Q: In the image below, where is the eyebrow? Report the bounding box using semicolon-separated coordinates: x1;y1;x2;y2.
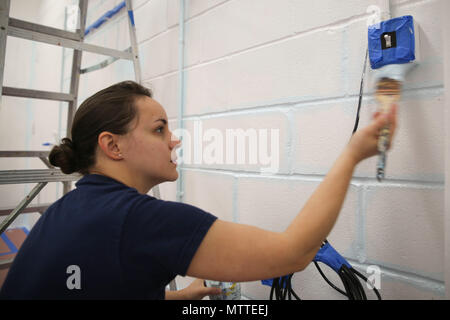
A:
154;118;167;125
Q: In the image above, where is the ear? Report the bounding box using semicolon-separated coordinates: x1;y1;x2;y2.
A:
98;131;123;160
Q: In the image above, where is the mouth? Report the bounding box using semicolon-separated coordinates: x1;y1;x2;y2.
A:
170;153;178;165
170;142;181;166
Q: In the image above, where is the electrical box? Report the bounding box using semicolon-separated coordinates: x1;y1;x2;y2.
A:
368;15;420;70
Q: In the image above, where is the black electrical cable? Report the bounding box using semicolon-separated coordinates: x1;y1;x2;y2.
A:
352;267;382;300
313;261;347;297
313;240;382;300
269;274;301;300
352;47;369;135
268;48;380;300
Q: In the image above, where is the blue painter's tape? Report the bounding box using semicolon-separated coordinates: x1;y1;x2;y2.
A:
128;10;135;27
0;232;18;256
84;1;126;36
0;227;29;257
313;242;352;273
368;15;416;69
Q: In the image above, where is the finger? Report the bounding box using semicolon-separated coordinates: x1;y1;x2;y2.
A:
203;287;222;295
369;112;390;133
388;104;398;137
372;111;381;119
390;105;398;148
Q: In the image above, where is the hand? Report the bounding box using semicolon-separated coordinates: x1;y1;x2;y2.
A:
183;279;222;300
165;278;222;300
346;103;398;164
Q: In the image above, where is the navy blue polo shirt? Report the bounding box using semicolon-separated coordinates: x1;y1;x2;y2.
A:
0;174;217;299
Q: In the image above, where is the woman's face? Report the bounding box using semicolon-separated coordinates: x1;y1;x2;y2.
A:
120;96;180;186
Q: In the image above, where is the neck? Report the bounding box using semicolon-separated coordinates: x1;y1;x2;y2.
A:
89;167;156;195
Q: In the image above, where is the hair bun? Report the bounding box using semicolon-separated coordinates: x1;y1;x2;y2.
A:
49;138;79;174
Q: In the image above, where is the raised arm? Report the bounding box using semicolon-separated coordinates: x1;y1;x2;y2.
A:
187;105;397;282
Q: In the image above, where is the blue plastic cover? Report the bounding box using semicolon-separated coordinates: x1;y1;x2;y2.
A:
260;243;351;286
313;242;352;273
261;275;290;288
368;15;415;69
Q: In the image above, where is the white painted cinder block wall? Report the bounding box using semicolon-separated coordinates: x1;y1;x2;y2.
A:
1;0;447;299
135;0;446;300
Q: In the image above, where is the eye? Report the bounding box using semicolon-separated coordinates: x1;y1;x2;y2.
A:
156;126;164;133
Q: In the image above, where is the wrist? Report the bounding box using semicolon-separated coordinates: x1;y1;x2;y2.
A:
342;146;360;167
165;289;187;300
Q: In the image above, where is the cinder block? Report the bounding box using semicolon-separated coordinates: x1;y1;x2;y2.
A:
166;0;180;28
236;176;359;258
365;185;444;281
4;38;63;93
140;28;179;80
132;0;149;10
291;100;356;176
134;0;168;43
182;169;234;222
354;92;445;182
191;0;294;64
291;0;376;34
182;112;289;174
227;29;344;109
144;72;180;119
290;91;444;183
184;16;204;67
185;0;229;20
184;59;231;116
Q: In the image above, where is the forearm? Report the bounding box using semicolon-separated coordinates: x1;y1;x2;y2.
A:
165;290;186;300
284;148;358;267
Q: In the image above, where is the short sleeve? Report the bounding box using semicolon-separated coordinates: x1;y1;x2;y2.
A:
120;196;217;278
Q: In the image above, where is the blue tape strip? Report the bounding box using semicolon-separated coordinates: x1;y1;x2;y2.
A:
0;232;18;256
0;227;29;257
128;10;135;27
313;242;352;273
84;1;126;36
20;227;29;235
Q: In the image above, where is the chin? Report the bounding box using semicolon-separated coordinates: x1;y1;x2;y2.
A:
170;171;179;181
165;170;179;182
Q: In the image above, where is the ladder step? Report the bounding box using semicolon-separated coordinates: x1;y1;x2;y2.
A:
80;47;132;74
0;151;50;157
0;203;51;216
7;24;134;60
0;169;80;185
2;86;75;102
0;258;14;270
9;18;81;42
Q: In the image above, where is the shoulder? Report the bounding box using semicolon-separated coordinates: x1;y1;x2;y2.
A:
129;195;217;223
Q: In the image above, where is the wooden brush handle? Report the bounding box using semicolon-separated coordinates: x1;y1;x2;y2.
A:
375;95;398;152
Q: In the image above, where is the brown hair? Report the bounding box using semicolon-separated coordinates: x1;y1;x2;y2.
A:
49;80;152;175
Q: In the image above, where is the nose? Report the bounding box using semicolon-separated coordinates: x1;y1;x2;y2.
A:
170;133;181;150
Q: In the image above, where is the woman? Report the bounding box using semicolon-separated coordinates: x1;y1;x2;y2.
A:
0;80;397;299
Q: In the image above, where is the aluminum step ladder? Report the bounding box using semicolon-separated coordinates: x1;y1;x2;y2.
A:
0;0;165;282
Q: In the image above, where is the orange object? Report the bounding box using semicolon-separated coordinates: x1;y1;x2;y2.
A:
0;228;29;288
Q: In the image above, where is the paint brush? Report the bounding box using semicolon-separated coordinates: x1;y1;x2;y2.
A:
374;77;401;181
